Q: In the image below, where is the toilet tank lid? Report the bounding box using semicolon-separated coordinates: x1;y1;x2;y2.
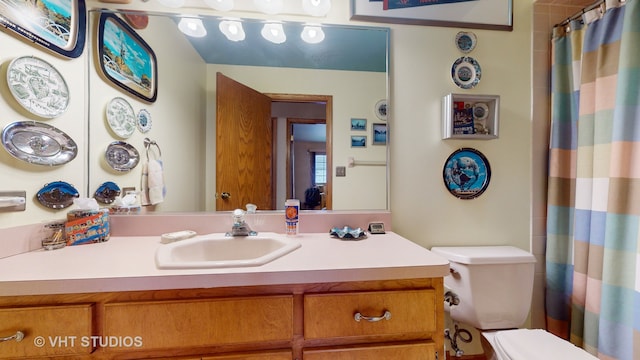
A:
430;246;536;265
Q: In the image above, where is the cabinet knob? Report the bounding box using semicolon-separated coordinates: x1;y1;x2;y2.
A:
0;330;24;343
354;310;391;322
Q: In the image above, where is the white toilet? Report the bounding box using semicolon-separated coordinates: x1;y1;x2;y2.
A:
430;246;598;360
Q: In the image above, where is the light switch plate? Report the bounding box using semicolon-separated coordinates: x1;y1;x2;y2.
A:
336;166;346;177
368;222;386;234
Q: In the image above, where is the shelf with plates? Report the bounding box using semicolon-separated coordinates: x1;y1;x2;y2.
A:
442;93;499;140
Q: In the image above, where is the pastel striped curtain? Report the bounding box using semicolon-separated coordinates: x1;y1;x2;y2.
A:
546;0;640;359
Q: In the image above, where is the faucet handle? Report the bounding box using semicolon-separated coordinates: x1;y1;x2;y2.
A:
233;208;245;223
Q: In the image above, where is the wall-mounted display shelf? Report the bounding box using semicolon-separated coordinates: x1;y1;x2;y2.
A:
442;93;500;140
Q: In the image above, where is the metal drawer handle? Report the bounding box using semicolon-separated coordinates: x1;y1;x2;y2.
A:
1;331;24;343
354;310;391;322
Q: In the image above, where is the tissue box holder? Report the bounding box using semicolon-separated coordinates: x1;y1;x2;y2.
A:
65;209;110;246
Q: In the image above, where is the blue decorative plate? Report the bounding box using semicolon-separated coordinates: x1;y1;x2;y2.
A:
443;148;491;199
36;181;79;209
455;31;477;53
94;181;121;204
451;56;481;89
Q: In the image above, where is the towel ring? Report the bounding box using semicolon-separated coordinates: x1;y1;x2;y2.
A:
143;137;162;160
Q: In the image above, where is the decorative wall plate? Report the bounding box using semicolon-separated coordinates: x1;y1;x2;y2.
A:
94;181;121;204
451;57;481;89
455;31;477;53
1;121;77;166
473;102;489;120
374;99;387;121
105;141;140;171
443;148;491;199
36;181;79;209
6;56;70;118
106;97;136;138
137;109;152;133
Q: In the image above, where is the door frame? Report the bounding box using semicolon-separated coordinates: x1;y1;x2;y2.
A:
268;93;332;210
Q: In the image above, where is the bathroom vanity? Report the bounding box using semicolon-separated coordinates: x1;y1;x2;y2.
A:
0;232;449;360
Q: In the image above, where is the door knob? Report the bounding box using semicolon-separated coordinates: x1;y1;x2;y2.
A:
220;192;231;200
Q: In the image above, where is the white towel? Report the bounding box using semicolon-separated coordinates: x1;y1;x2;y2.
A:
147;159;165;205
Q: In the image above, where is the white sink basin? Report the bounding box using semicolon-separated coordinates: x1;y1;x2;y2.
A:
155;232;301;269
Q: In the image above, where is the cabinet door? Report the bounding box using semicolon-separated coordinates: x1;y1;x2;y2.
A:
104;295;293;352
303;342;436;360
304;290;436;339
0;304;93;358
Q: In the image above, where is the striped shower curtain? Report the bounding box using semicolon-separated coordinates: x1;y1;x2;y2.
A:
546;0;640;359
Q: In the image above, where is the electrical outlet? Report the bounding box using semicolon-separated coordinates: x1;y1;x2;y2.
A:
336;166;346;177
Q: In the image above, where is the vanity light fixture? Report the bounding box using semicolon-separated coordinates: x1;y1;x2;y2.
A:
301;25;324;44
253;0;284;14
219;19;245;41
178;18;207;38
204;0;234;11
302;0;331;17
261;22;286;44
157;0;185;8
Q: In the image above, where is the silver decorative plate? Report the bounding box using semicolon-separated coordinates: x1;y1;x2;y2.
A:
1;121;77;166
451;56;481;89
105;141;140;171
6;56;70;118
106;97;136;138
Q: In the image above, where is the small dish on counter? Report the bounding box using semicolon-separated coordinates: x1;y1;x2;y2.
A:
330;226;368;240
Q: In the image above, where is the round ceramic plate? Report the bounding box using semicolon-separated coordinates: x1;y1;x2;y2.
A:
455;31;477;53
105;141;140;171
36;181;79;209
137;109;152;133
473;102;489;121
443;148;491;199
374;99;387;121
1;121;77;166
451;56;481;89
106;97;136;138
6;56;70;118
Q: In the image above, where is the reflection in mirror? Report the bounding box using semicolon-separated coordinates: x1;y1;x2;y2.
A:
88;9;389;213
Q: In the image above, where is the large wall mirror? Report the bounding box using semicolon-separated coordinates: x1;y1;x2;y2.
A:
88;9;389;213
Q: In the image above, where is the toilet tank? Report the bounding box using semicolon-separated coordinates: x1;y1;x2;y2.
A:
431;246;536;330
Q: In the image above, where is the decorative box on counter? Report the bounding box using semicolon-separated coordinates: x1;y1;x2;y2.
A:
65;209;110;246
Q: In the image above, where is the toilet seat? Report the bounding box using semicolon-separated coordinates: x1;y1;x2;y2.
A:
483;329;598;360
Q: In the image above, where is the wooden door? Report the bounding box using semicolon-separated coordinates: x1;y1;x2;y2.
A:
216;73;273;211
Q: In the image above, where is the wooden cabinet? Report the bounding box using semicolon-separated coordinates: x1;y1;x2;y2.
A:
0;278;443;359
0;304;93;358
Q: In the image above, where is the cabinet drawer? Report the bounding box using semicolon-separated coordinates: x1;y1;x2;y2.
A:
202;350;292;359
303;342;436;360
0;304;93;358
304;290;436;339
104;295;293;352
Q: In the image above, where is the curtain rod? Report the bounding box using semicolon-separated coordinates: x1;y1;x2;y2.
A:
555;0;606;27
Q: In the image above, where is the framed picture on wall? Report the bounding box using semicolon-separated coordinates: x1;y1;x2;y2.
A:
0;0;86;58
372;123;387;145
351;136;367;148
97;12;158;103
350;0;513;31
351;118;367;131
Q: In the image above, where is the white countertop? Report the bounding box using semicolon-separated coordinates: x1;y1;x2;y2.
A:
0;232;450;296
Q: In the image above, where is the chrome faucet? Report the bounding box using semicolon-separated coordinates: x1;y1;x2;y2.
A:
226;209;257;237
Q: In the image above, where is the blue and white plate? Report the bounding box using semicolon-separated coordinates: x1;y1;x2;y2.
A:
455;31;477;53
451;56;481;90
36;181;79;209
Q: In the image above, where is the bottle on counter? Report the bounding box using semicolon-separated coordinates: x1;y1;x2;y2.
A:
285;199;300;236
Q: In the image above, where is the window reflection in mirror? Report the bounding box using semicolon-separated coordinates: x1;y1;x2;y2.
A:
88;9;389;213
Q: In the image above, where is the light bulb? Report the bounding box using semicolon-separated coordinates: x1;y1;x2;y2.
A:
302;0;331;17
157;0;184;8
178;18;207;38
254;0;283;14
301;25;324;44
219;20;245;41
261;22;286;44
204;0;234;11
